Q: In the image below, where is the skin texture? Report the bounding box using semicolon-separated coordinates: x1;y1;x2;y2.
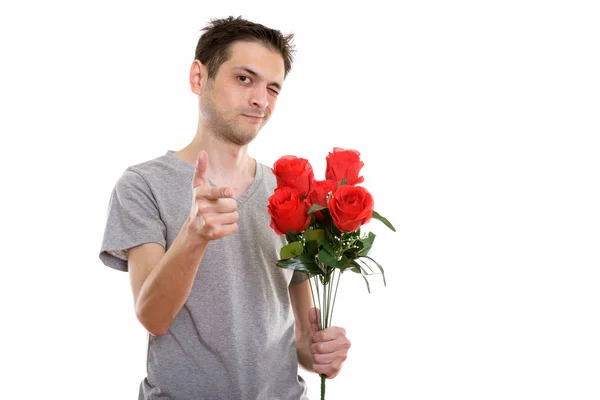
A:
127;39;350;378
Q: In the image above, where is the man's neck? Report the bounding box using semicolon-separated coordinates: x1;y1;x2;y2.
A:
174;133;256;187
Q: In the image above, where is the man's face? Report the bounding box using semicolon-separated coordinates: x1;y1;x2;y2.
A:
199;40;285;146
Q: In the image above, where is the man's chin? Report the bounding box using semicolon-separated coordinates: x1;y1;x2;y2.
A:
227;130;259;146
241;133;259;146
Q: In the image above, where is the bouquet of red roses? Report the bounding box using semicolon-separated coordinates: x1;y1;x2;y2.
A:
267;147;395;399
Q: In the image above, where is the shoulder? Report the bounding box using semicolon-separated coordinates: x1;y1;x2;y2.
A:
115;151;187;191
112;157;160;192
126;153;175;179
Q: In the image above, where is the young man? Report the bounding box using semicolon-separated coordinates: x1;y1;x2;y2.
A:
99;16;351;399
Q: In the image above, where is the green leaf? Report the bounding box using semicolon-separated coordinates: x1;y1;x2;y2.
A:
319;240;336;256
337;262;356;273
304;240;319;257
304;229;325;242
372;210;396;232
317;250;349;268
359;256;387;287
307;204;327;214
358;232;376;257
362;231;376;247
350;260;371;293
342;248;359;260
280;241;303;259
285;231;300;243
276;254;322;275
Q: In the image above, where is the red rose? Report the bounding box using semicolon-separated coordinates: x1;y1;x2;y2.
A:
328;185;374;232
325;147;364;186
307;179;338;221
273;155;315;197
267;186;311;235
308;179;338;207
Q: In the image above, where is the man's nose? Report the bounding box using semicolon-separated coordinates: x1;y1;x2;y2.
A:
250;86;269;109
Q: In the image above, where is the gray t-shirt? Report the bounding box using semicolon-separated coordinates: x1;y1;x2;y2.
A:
99;150;309;400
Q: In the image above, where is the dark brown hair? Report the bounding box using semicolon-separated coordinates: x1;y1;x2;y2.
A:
194;16;295;79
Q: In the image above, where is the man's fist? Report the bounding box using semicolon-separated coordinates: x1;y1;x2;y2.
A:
188;151;239;241
309;307;351;379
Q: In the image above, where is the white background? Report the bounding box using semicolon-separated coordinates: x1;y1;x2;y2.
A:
1;1;599;399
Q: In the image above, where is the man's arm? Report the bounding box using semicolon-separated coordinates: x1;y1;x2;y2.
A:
127;219;209;336
127;150;238;336
290;280;315;371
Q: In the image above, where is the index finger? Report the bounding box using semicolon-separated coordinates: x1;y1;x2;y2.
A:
192;151;208;188
199;185;233;200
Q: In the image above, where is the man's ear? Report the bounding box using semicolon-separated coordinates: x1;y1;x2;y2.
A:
189;60;207;96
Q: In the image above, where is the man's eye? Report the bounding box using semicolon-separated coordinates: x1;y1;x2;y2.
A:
269;88;280;96
238;76;251;83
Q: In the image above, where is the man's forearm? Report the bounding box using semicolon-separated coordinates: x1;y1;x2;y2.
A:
296;334;314;372
135;218;208;335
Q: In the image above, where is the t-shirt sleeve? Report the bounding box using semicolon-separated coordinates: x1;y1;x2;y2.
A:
99;169;167;272
289;270;309;285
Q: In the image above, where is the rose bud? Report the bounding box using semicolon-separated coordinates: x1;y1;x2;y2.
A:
325;147;365;186
273;155;315;197
329;185;374;232
307;179;337;221
267;186;311;235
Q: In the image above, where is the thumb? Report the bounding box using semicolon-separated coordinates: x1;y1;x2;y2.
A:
309;307;321;336
192;151;208;188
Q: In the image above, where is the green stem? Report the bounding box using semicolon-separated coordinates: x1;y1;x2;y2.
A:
328;268;341;327
308;276;321;330
315;275;323;330
321;271;325;330
327;269;335;326
322;267;329;329
314;263;332;400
